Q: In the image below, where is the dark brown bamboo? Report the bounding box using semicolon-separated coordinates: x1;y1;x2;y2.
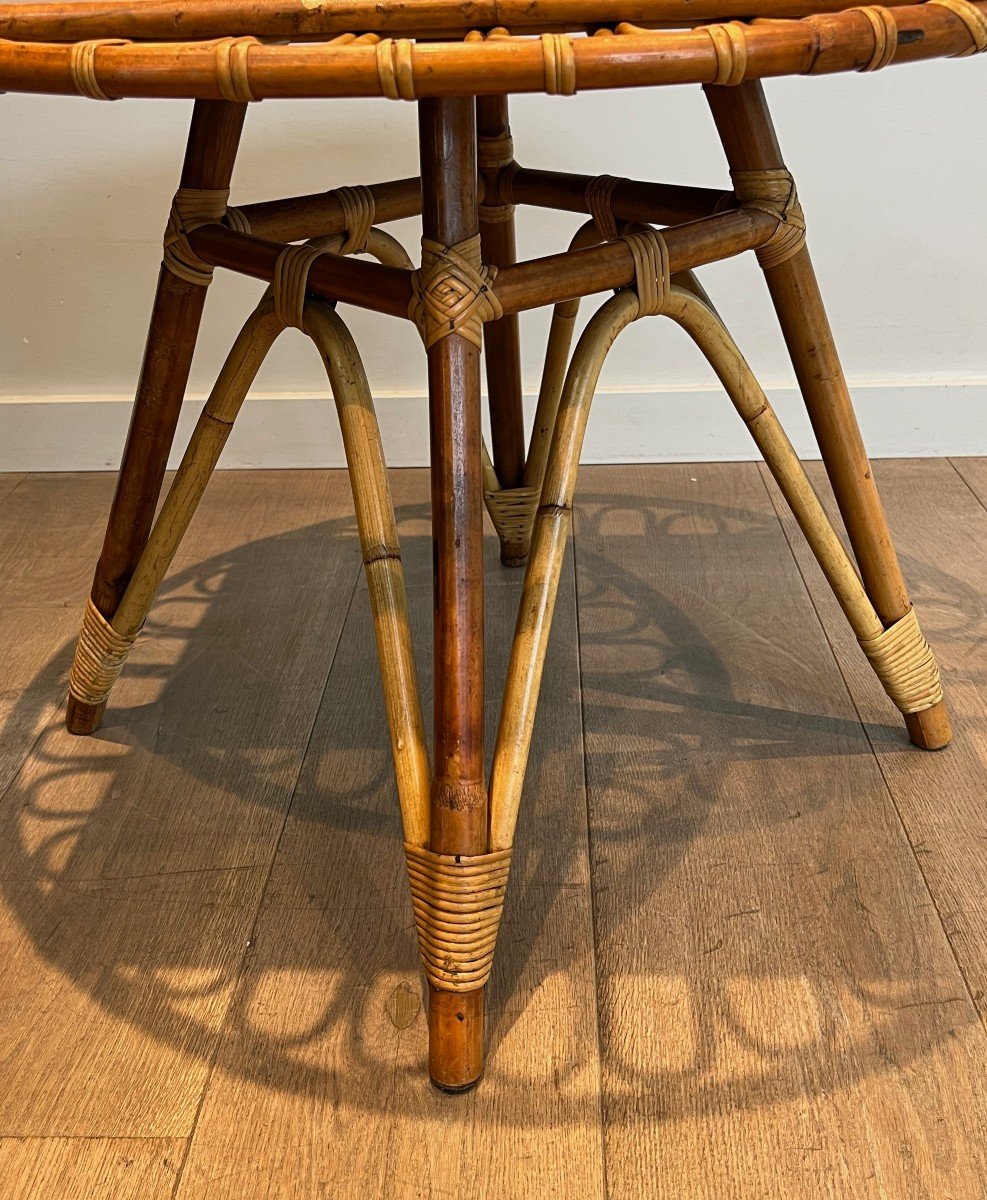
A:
186;225;415;317
477;96;527;564
419;96;489;1092
67;99;247;736
493;206;777;314
508;168;725;227
238;176;421;242
705;80;951;751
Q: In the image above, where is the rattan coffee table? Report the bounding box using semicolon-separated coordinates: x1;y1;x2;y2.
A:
3;0;982;1091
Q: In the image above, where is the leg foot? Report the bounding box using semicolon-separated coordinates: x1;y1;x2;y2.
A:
906;701;953;751
428;987;485;1091
65;695;106;736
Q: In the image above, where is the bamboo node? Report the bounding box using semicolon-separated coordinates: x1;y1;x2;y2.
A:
69;39;129;101
622;227;672;316
163;187;232;286
859;606;945;714
585;174;624;242
852;6;899;70
484;486;541;549
704;21;750;86
333;184;376;254
409;236;503;350
928;0;987;53
376;38;416;99
479;160;519;224
404;842;512;992
68;598;137;706
477;131;515;170
541;33;577;94
730;168;807;269
215;36;260;103
273;243;327;329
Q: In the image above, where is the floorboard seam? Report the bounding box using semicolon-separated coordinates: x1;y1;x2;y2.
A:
167;560;364;1200
946;457;987;513
571;517;611;1200
755;461;987;1034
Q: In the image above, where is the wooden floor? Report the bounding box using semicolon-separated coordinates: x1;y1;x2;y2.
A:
1;459;987;1199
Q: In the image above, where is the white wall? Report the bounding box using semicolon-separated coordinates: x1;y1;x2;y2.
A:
2;64;986;469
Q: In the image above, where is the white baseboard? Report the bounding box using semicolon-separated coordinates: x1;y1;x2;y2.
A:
1;381;985;472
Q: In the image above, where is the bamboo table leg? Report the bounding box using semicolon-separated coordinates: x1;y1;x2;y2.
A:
419;96;489;1091
705;81;952;751
67;98;247;736
478;96;528;566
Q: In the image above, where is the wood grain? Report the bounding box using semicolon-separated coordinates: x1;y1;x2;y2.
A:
768;457;987;1022
0;470;362;1136
0;1137;182;1200
3;464;987;1196
174;471;605;1199
576;462;987;1198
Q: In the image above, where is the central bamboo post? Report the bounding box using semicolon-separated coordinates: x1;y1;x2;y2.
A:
419;96;489;1091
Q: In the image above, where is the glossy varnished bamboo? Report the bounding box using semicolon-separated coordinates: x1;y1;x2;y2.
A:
66;98;247;737
2;3;981;100
0;0;925;42
705;81;952;752
419;96;489;1091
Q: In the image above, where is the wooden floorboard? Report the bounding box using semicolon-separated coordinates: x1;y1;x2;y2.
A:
0;471;362;1138
576;462;987;1199
766;458;987;1030
0;474;26;509
0;1137;183;1200
2;463;986;1197
173;469;604;1200
950;456;987;510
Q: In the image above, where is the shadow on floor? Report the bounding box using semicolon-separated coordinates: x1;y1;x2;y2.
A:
0;484;980;1127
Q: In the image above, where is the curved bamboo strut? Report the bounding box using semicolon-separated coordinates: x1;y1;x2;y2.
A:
305;301;430;846
488;283;888;851
75;230;430;846
528;221;717;494
526;220;603;496
1;3;983;100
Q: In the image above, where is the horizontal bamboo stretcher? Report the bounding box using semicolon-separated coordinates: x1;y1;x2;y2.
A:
0;0;985;99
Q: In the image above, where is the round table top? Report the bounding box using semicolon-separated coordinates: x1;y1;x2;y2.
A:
1;0;984;100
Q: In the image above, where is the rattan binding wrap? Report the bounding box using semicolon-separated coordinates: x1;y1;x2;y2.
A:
405;842;512;992
68;598;137;706
69;38;129;99
409;235;503;349
858;606;944;714
214;35;259;101
483;485;541;550
730;168;807;269
929;0;987;52
163;187;233;285
853;5;899;69
623;226;672;315
273;243;327;329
